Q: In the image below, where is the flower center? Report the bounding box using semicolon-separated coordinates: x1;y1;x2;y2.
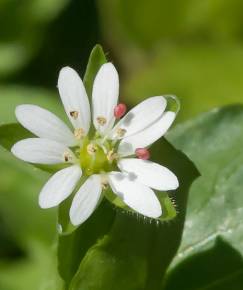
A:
79;138;116;176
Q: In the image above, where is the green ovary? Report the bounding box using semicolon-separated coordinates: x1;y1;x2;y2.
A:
79;140;114;176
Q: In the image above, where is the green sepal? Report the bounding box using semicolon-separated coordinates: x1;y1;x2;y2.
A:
157;192;177;221
105;188;177;222
58;193;78;236
83;44;107;97
164;95;181;115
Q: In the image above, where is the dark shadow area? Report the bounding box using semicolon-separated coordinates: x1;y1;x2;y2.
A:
144;138;200;290
163;238;243;290
58;199;115;287
10;0;102;88
0;215;25;260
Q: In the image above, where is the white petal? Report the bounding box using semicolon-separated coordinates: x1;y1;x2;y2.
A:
111;96;167;139
58;67;91;133
108;172;162;218
70;174;102;226
118;158;179;191
39;165;82;208
15;104;76;146
11;138;74;164
92;63;119;133
118;111;175;156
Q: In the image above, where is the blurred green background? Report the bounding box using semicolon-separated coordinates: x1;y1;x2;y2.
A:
1;0;243;289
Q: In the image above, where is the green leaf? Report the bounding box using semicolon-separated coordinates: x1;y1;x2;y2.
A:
163;105;243;289
163;238;243;290
0;123;67;174
58;200;115;289
0;123;33;151
83;44;107;97
68;139;198;290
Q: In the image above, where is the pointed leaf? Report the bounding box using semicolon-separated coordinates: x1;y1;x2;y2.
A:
163;105;243;290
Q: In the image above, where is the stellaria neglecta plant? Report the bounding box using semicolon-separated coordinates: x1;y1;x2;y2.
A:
11;62;179;226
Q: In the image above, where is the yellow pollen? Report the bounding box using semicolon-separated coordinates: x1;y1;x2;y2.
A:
63;150;72;162
74;128;85;139
97;116;107;126
107;150;119;162
87;143;97;155
116;127;126;137
70;111;79;119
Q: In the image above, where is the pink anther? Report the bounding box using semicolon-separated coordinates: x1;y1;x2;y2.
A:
135;148;150;160
114;103;127;119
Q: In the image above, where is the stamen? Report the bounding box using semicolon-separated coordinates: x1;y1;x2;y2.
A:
97;116;107;126
63;150;73;162
70;111;79;119
135;148;150;160
114;103;127;119
101;175;109;190
102;182;109;190
116;127;126;138
87;143;97;155
74;128;85;140
107;150;119;162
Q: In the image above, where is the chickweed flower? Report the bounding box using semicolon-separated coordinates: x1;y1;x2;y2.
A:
11;63;179;226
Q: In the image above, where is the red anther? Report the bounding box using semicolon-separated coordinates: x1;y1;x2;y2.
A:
114;103;127;119
135;148;150;160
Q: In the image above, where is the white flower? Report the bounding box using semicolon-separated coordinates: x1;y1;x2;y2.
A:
11;63;179;226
